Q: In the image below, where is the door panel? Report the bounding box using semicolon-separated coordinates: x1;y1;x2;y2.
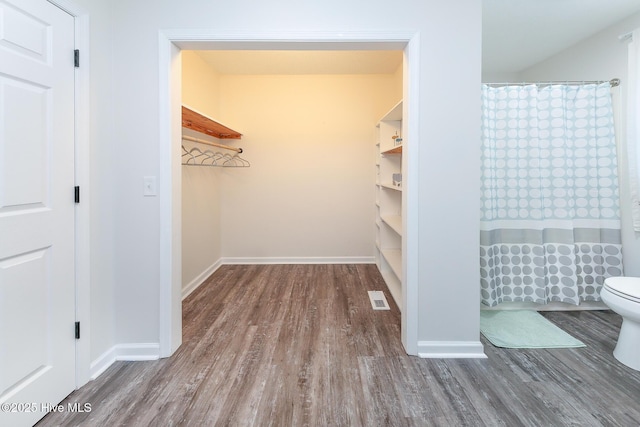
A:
1;77;49;208
0;249;50;391
0;0;51;64
0;0;75;425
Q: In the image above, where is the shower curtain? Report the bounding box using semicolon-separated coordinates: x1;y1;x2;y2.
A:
480;82;623;307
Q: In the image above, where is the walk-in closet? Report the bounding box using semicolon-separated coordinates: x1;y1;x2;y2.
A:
180;50;404;311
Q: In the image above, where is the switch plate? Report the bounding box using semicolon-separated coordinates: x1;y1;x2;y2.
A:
143;176;157;196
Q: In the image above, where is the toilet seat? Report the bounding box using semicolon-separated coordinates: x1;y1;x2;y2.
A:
604;277;640;304
601;276;640;371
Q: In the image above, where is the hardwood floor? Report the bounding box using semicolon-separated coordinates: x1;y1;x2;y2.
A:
38;264;640;426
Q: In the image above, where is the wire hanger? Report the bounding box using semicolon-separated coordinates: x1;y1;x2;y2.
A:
181;145;250;168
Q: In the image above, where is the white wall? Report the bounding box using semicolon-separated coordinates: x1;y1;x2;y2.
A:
217;73;399;260
416;3;482;352
71;0;482;362
181;52;223;293
518;12;640;277
481;70;521;83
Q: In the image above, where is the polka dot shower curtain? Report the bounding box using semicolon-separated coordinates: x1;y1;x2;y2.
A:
480;82;624;307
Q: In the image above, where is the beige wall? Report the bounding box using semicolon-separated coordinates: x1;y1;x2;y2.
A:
182;51;221;119
181;52;223;292
218;73;401;260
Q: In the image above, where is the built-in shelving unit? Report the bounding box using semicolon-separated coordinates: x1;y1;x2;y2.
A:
374;100;403;311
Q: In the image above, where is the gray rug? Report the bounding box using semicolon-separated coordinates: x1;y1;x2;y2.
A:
480;310;586;349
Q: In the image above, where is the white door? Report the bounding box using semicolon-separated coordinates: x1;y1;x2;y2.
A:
0;0;76;426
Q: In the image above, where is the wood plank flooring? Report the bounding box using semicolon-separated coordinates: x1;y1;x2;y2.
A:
38;264;640;426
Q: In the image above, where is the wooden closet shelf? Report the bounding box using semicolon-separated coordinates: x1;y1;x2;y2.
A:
182;106;242;140
382;145;402;155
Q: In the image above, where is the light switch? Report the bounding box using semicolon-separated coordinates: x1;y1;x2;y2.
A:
143;176;157;196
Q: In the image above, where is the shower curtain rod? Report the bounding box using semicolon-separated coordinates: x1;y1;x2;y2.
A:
484;78;620;88
619;31;633;42
182;134;243;153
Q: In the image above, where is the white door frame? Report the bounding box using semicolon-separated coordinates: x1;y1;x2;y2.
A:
46;0;91;388
158;30;421;357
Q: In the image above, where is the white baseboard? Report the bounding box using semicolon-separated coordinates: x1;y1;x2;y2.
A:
417;341;487;359
182;257;373;302
221;256;375;265
90;343;160;380
182;256;376;310
182;258;223;300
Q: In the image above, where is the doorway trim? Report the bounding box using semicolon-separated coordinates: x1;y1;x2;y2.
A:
158;30;421;357
46;0;91;388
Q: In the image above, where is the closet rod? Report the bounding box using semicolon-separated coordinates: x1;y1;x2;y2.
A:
484;78;620;88
182;135;243;153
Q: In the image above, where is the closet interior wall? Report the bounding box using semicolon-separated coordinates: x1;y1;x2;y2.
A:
181;52;223;291
181;50;402;295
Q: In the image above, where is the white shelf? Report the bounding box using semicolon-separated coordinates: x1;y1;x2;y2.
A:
381;183;402;191
379;268;401;310
380;248;402;280
381;215;402;236
381;100;402;121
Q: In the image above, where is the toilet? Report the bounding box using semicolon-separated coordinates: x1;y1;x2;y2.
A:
601;277;640;371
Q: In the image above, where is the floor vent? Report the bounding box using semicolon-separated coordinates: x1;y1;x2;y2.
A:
368;291;390;310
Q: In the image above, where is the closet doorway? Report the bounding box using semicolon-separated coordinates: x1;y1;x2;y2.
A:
158;32;420;357
180;49;401;297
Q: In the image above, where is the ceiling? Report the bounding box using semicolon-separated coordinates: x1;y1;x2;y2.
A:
194;1;640;77
483;0;640;74
196;50;403;75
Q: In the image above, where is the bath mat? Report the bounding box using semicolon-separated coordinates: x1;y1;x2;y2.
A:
480;310;586;349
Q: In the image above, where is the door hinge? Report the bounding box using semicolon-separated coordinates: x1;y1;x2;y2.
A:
75;186;80;203
74;49;80;68
75;322;80;339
